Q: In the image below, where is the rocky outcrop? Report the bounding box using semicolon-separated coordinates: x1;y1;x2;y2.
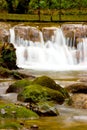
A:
66;81;87;109
0;22;10;43
42;27;57;42
0;42;17;69
62;24;87;48
66;82;87;94
15;25;41;43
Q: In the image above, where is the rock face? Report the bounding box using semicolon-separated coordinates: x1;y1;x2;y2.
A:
14;25;41;43
62;24;87;48
0;42;17;69
0;22;10;43
42;27;57;42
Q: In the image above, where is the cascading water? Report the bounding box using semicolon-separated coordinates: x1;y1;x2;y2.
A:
9;25;87;71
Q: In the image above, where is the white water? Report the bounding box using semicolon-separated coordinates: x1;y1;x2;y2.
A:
10;26;87;71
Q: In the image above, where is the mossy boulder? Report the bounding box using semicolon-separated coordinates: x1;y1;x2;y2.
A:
17;84;65;104
32;76;57;89
0;102;39;119
6;79;32;93
0;67;29;79
32;76;69;98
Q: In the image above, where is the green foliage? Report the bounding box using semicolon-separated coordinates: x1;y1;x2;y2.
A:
1;0;87;13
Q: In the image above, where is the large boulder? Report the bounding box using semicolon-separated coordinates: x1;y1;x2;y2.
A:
70;93;87;109
6;79;32;93
17;84;65;104
66;82;87;94
66;82;87;109
32;76;69;99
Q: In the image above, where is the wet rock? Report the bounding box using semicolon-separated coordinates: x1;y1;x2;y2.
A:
32;76;69;99
62;24;87;48
15;25;41;44
0;22;10;43
0;108;6;115
30;125;39;130
34;101;59;116
42;27;57;42
71;93;87;109
66;82;87;94
17;84;65;104
6;79;32;93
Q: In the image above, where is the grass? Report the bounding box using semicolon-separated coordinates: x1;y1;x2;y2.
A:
0;8;87;22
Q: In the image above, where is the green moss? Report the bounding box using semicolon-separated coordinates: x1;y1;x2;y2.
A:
6;79;32;93
32;76;57;89
32;76;69;99
0;103;39;119
0;67;12;77
56;84;70;98
17;84;65;104
0;121;21;130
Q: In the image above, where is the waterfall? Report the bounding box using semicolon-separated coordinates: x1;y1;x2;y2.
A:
9;25;87;71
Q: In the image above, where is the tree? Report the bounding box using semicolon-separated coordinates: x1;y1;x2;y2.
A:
5;0;14;13
5;0;30;13
16;0;30;14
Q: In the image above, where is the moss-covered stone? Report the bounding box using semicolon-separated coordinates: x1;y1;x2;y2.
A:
56;84;69;98
17;84;65;104
6;79;32;93
0;102;39;119
32;76;69;99
32;76;59;90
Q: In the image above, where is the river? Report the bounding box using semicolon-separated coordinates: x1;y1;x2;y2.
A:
1;70;87;129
